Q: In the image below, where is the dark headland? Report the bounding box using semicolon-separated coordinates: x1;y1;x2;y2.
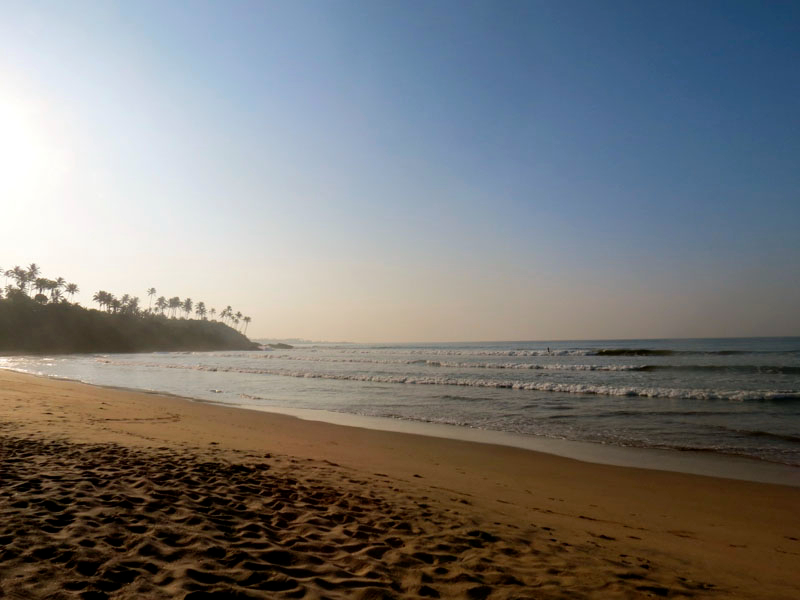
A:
0;291;258;354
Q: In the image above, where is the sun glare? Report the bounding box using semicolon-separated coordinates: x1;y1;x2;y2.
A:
0;96;50;196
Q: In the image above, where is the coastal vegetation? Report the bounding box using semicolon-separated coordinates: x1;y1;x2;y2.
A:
0;263;257;354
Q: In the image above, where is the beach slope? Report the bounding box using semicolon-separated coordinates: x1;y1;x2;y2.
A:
1;370;798;599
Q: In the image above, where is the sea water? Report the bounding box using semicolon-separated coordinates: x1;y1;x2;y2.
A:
3;337;799;477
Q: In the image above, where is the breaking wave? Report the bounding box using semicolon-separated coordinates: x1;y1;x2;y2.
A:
640;364;800;375
95;359;800;403
594;348;798;357
284;345;798;358
257;354;642;371
250;354;800;375
141;353;800;376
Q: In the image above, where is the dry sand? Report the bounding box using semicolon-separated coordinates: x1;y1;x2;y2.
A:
1;369;798;599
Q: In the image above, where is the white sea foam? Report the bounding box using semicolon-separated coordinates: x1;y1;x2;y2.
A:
94;358;800;402
316;348;592;357
251;354;641;371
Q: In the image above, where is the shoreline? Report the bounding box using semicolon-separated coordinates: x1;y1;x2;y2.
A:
240;403;800;487
4;366;799;487
2;369;800;598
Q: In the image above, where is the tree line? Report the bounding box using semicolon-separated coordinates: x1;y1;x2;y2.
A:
2;263;252;335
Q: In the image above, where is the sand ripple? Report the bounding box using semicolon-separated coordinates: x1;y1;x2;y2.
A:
0;431;719;599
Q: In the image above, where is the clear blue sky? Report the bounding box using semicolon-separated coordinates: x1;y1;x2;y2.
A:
2;1;798;341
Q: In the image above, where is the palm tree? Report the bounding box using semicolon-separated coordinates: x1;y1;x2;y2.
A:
34;278;48;296
46;279;59;302
1;267;12;289
168;296;181;318
93;290;109;311
9;266;28;292
65;283;79;302
27;263;40;294
95;290;115;311
0;264;256;325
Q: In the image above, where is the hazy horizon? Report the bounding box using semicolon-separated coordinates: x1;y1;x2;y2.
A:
253;335;800;346
3;1;799;343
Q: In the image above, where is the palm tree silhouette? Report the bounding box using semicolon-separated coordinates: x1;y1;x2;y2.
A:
46;279;59;302
168;296;181;318
6;261;255;338
9;266;28;292
34;278;48;296
65;283;79;302
54;277;65;295
93;290;110;311
27;263;40;294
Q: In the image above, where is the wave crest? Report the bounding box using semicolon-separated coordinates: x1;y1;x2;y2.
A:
95;359;800;403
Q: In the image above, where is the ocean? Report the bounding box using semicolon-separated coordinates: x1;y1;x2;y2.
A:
3;337;799;480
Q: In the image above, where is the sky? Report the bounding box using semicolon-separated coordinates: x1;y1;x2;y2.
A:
1;0;799;342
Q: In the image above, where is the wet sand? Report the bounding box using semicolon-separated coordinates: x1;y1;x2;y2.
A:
1;369;799;599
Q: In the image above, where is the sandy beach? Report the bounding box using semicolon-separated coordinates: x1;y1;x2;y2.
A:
1;369;799;599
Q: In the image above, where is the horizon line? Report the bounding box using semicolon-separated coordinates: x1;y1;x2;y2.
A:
252;335;800;345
